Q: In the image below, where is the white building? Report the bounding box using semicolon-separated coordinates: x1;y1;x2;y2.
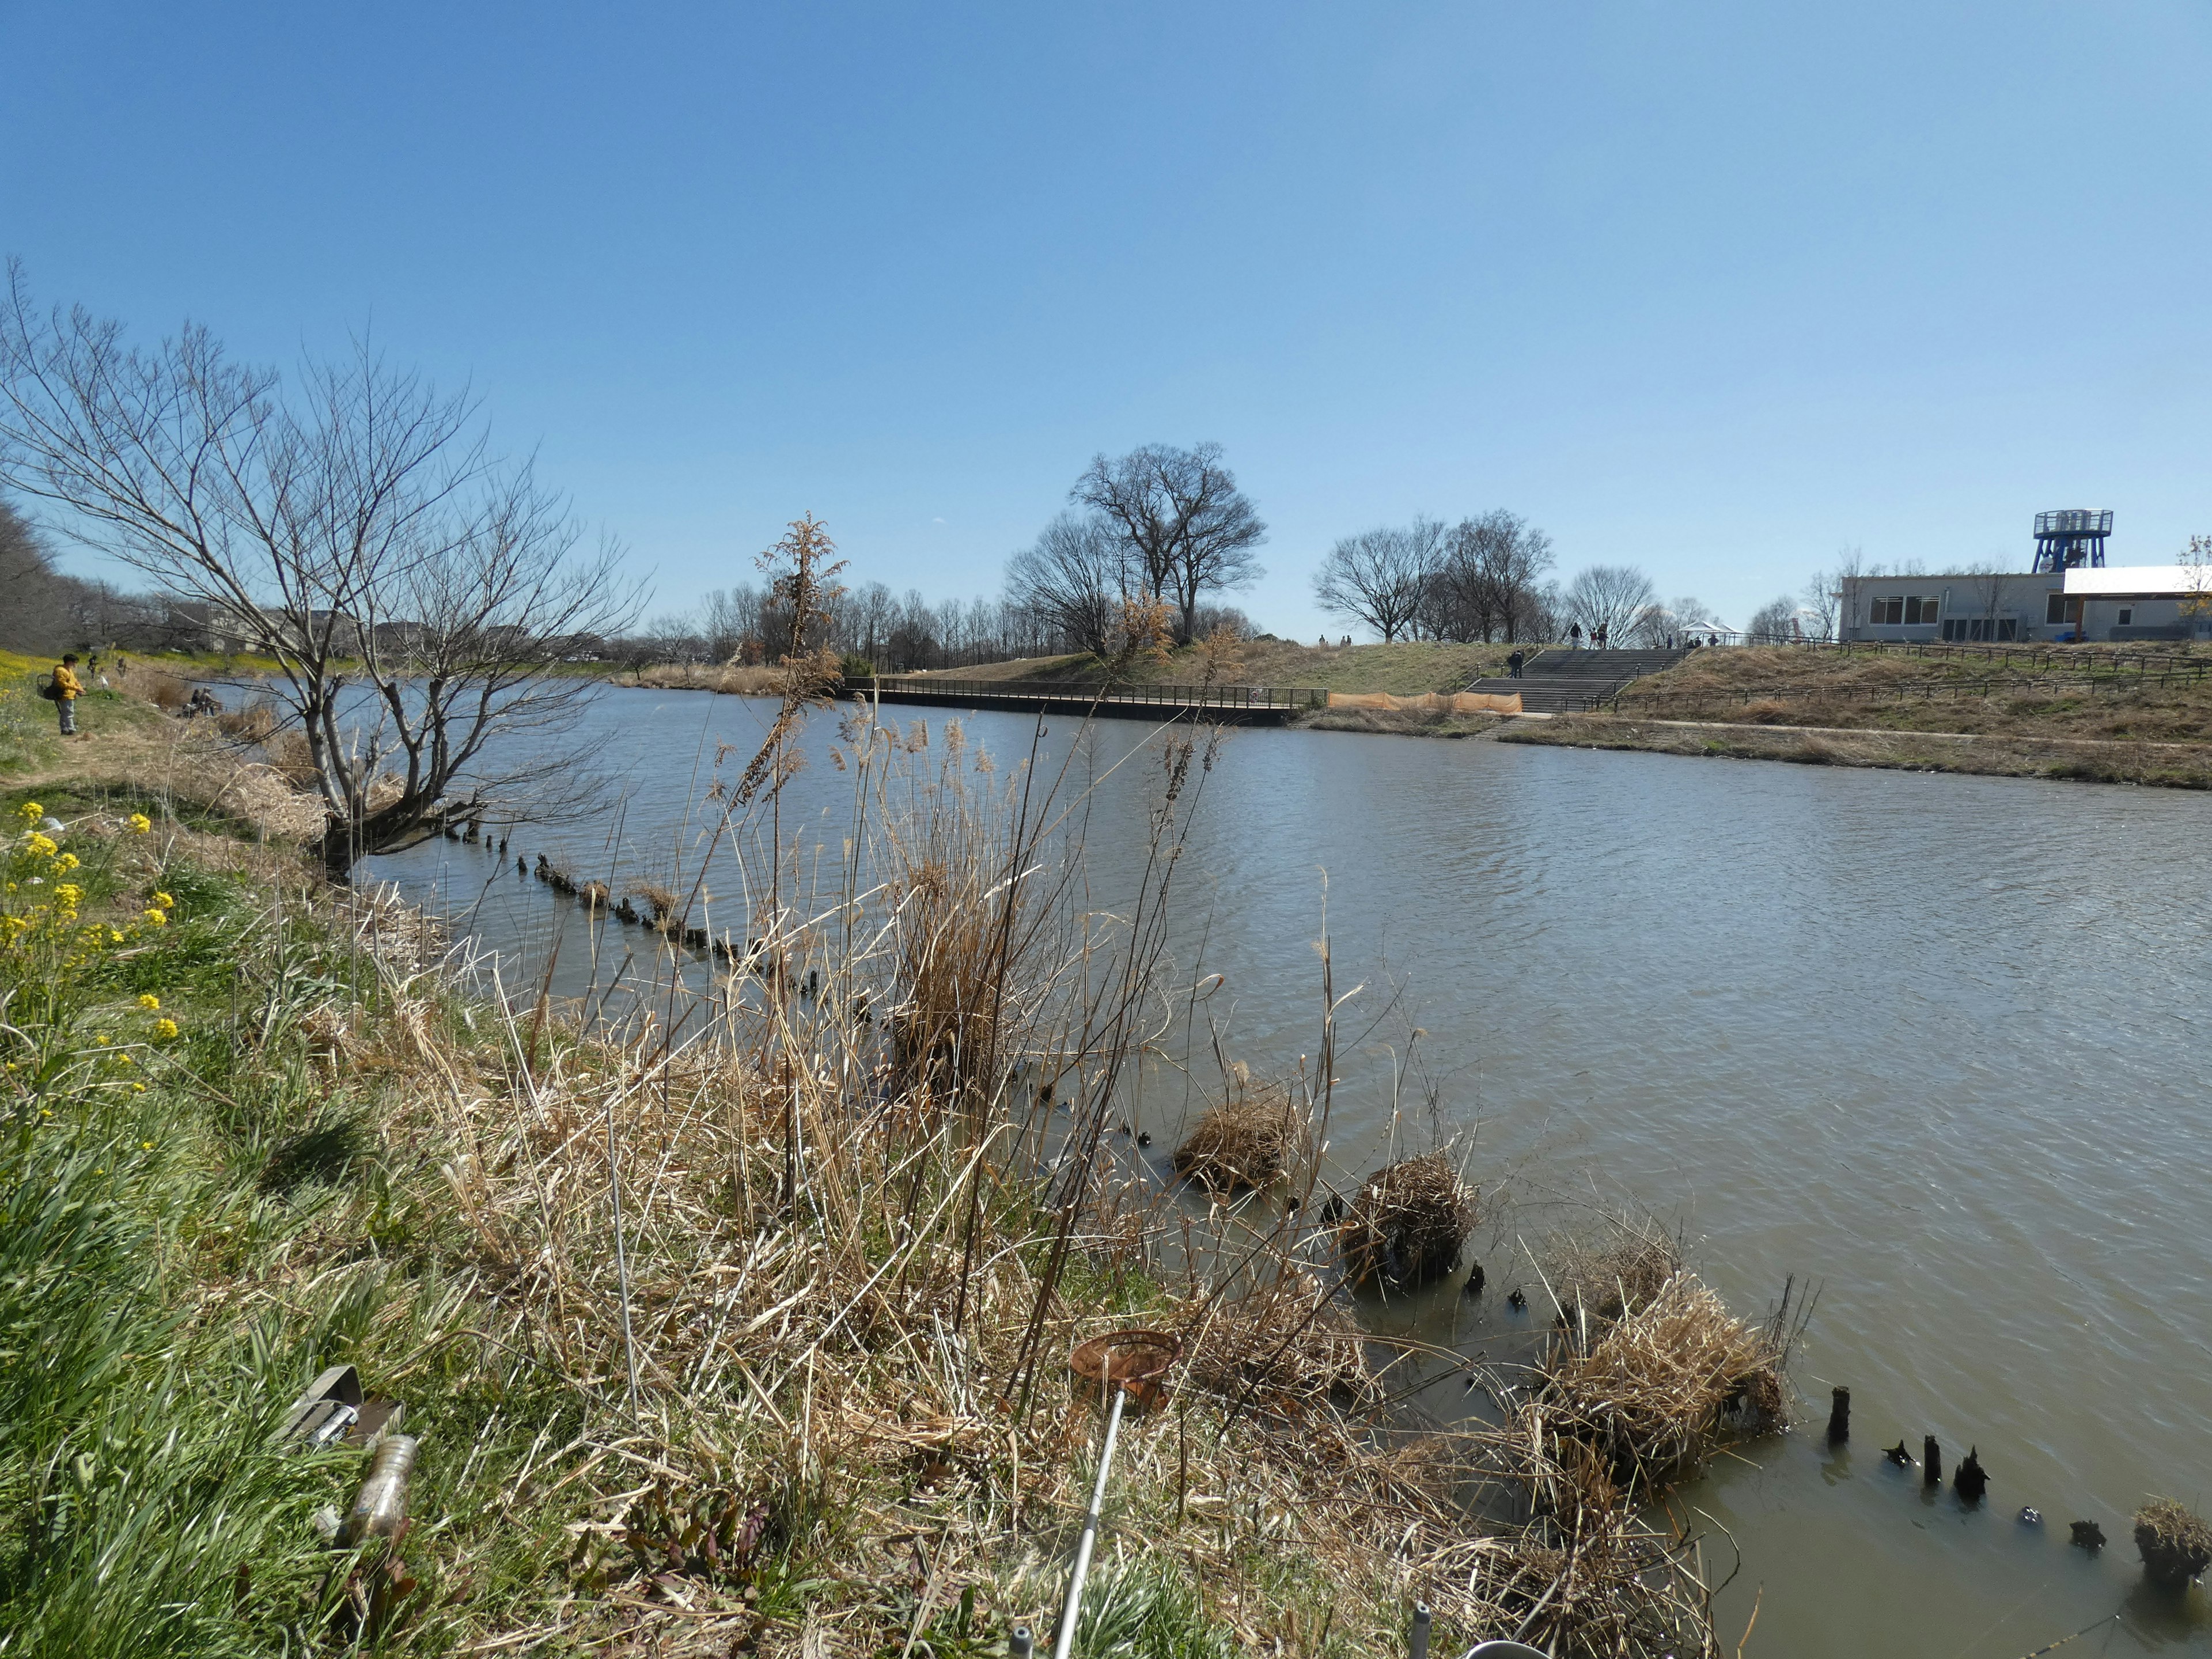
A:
1838;565;2212;645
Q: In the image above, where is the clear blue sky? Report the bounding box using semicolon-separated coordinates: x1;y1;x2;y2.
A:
5;1;2209;638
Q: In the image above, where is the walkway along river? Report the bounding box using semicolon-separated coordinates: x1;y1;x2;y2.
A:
361;684;2212;1657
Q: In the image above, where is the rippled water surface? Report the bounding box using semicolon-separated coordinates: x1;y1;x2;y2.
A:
363;687;2212;1656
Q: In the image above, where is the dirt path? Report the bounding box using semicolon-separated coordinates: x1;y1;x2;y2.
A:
14;706;327;838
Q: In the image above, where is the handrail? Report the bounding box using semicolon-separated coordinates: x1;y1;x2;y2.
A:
865;675;1331;711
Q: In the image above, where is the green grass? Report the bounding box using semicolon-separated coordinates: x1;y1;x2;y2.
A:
0;656;58;777
0;842;607;1655
0;822;1282;1657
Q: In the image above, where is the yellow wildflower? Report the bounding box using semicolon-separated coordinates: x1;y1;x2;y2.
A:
153;892;174;910
17;801;40;821
131;1083;146;1093
141;1141;153;1150
141;910;166;927
138;994;160;1011
55;852;78;872
153;1018;178;1040
56;885;82;908
128;813;152;834
25;834;56;858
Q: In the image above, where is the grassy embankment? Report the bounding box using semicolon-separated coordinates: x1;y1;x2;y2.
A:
903;639;1519;695
0;665;1786;1658
900;642;1525;739
615;644;1525;736
1502;642;2212;788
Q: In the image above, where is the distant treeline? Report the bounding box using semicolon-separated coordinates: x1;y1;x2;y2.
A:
627;579;1255;675
0;501;219;656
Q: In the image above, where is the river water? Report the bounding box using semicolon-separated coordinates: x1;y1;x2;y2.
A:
362;685;2212;1657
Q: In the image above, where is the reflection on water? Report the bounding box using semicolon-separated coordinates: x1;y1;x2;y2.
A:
362;685;2212;1656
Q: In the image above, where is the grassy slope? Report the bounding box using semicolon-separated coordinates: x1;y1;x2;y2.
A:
1616;642;2212;741
0;766;1474;1658
1505;643;2212;787
908;639;1524;696
1;676;1770;1659
0;652;174;778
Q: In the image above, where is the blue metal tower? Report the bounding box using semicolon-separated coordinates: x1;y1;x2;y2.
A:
2031;510;2112;573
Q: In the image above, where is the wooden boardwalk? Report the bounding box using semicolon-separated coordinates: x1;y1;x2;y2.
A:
861;675;1325;726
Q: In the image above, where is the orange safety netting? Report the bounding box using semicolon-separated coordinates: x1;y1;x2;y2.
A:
1325;690;1523;715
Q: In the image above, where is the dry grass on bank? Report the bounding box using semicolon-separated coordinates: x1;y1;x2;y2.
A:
1298;706;1506;738
2;630;1795;1658
1503;713;2212;790
633;662;789;695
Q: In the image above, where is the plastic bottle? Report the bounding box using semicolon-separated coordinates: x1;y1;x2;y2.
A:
340;1435;418;1546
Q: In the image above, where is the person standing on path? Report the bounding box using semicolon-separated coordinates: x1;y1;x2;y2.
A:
1506;649;1525;679
52;653;83;736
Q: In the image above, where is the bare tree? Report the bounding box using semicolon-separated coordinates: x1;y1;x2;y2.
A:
700;584;762;662
1961;560;2014;641
1312;518;1441;642
0;497;72;652
1744;594;1800;642
0;266;641;874
1006;512;1126;656
1071;442;1266;641
1563;564;1657;645
2182;535;2212;631
1800;546;1859;641
1464;509;1554;643
1190;601;1253;639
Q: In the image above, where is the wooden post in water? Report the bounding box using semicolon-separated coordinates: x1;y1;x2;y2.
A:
1923;1436;1942;1488
1826;1387;1850;1446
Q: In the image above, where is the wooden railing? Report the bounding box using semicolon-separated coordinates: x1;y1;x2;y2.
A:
863;676;1329;713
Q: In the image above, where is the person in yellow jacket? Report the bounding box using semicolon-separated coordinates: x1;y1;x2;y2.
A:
52;653;83;736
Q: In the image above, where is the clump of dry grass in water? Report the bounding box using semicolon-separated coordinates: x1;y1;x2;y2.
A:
214;696;280;744
1339;1150;1476;1289
2134;1498;2212;1586
1530;1270;1786;1487
624;878;679;927
140;668;191;712
1173;1073;1309;1195
1548;1224;1683;1330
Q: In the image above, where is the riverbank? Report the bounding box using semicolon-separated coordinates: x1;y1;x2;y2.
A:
1;678;1789;1659
1497;713;2212;789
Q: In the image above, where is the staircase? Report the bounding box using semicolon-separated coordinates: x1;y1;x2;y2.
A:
1468;648;1689;713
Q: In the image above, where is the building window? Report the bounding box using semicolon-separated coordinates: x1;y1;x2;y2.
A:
2046;592;2084;626
2118;607;2133;626
1944;618;2019;642
1904;596;1939;624
1872;596;1904;625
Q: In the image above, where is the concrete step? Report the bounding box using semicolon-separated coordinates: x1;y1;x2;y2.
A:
1520;649;1688;679
1468;677;1611;712
1472;647;1689;707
